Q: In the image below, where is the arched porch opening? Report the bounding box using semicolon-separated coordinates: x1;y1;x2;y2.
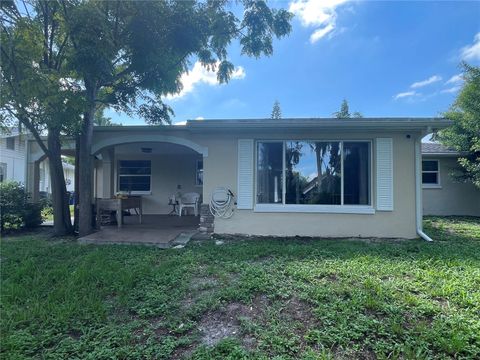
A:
94;141;204;217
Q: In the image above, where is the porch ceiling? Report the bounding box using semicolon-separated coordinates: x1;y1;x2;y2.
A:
114;141;199;155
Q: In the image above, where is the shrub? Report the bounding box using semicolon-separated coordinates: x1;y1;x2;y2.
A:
0;181;43;231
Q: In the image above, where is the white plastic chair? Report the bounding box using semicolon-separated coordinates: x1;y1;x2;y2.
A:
178;192;200;217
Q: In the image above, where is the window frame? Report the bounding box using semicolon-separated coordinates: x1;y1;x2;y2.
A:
117;160;152;194
422;159;441;188
195;159;203;186
254;139;374;214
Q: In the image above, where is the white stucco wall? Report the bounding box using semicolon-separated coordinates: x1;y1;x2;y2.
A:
423;156;480;216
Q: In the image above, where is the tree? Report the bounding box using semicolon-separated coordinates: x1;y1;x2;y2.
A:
271;100;282;119
58;0;292;236
438;63;480;188
333;99;362;118
94;107;121;126
1;0;83;235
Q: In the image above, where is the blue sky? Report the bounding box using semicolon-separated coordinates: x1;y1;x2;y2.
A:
107;0;480;125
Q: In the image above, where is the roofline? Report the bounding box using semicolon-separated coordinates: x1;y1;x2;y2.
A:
93;117;452;132
422;152;464;157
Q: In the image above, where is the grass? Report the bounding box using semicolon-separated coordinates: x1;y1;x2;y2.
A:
1;216;479;359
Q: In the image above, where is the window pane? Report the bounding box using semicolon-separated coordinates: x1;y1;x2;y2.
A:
422;160;438;171
344;142;370;205
422;173;438;184
257;142;283;203
119;175;151;191
119;160;151;175
285;141;341;205
6;137;15;150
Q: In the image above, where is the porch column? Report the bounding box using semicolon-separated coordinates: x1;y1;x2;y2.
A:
32;160;40;202
100;149;114;198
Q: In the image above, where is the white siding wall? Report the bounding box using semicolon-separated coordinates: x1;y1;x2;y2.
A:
0;135;26;183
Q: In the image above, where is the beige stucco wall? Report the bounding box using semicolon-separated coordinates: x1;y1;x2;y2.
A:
423;156;480;216
201;131;420;239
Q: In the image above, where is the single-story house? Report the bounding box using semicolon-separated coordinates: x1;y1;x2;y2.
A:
422;143;480;216
24;117;461;240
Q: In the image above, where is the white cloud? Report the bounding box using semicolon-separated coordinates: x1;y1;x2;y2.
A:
410;75;442;89
394;91;417;100
289;0;349;44
167;61;246;100
441;86;461;94
460;32;480;61
310;24;335;42
174;121;187;126
195;116;204;120
445;74;463;85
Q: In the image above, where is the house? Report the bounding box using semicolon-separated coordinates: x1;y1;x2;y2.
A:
0;130;75;196
422;143;480;216
23;117;456;240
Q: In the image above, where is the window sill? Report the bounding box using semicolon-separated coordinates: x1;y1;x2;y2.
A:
422;184;442;189
254;204;375;214
119;191;152;195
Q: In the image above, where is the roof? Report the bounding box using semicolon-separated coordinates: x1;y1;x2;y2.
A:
94;117;452;133
421;143;461;156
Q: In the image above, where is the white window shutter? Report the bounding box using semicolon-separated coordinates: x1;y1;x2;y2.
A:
237;139;254;209
376;138;394;211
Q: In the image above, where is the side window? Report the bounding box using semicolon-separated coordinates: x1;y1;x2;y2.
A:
6;137;15;150
422;160;440;185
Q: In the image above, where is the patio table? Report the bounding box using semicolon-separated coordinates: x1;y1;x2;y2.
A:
96;196;142;228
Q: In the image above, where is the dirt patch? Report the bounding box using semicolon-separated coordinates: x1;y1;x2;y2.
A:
197;294;268;347
432;297;450;311
279;296;318;332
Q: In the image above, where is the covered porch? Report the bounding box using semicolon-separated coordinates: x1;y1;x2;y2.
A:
86;128;209;246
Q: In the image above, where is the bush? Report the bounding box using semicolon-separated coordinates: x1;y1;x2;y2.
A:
0;181;44;232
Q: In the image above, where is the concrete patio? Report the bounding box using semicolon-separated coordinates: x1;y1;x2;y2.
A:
78;215;200;248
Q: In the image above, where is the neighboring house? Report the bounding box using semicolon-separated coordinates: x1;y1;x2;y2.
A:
0;129;26;183
23;117;453;239
422;143;480;216
0;130;75;195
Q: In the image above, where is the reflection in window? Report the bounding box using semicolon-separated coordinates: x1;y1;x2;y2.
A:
257;142;283;203
343;142;370;205
285;141;341;205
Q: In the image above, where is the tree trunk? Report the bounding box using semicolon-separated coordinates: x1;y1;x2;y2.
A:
47;130;73;235
73;135;80;233
78;85;97;237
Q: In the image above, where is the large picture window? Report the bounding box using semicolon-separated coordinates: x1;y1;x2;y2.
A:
256;140;371;208
118;160;151;193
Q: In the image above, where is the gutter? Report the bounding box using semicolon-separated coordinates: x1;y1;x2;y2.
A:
415;138;433;242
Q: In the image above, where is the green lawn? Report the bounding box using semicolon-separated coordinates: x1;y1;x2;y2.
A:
1;217;479;359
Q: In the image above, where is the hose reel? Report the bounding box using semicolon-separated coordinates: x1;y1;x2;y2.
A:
209;187;235;218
